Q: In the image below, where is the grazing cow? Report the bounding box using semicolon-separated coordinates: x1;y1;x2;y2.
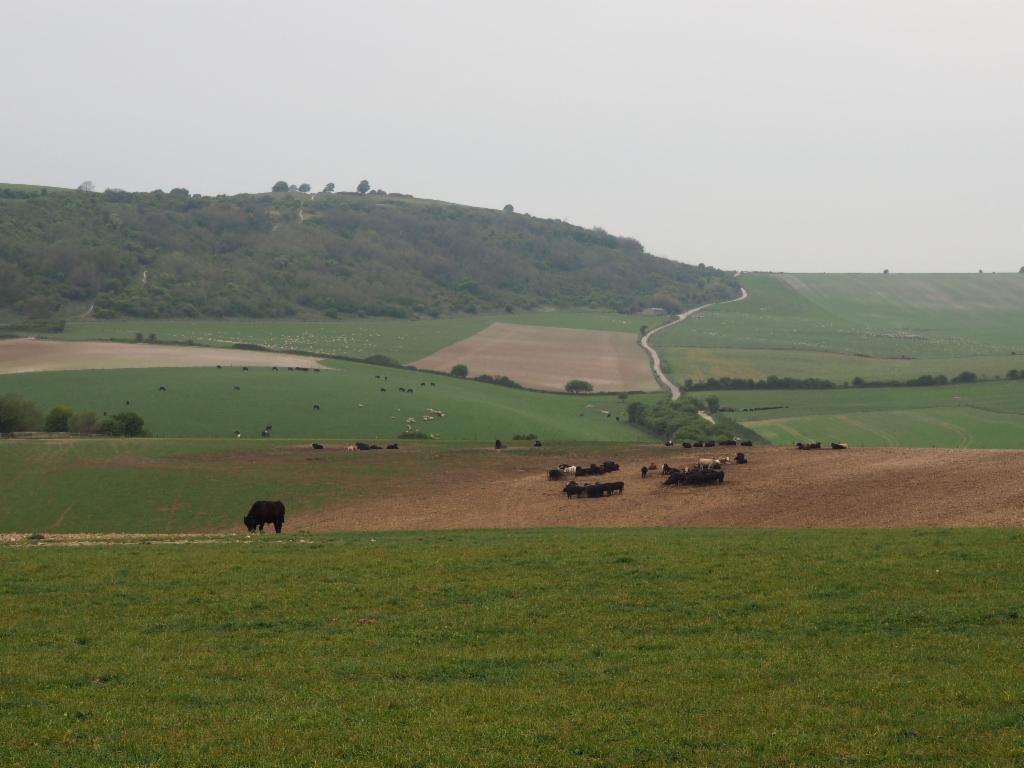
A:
665;439;674;446
661;463;679;475
217;365;222;369
420;382;426;387
375;375;380;379
682;442;693;449
602;461;620;472
242;366;249;371
234;430;241;438
313;368;320;372
355;442;382;451
548;468;563;481
692;441;704;449
313;404;320;410
706;440;716;448
233;386;240;391
641;465;648;479
495;439;504;450
125;400;130;405
386;443;399;450
158;386;166;391
312;443;324;450
346;445;356;452
261;430;269;438
831;442;849;450
740;440;753;447
430;382;435;387
735;452;748;464
272;366;278;371
244;500;285;533
534;440;543;447
295;367;308;372
559;464;577;477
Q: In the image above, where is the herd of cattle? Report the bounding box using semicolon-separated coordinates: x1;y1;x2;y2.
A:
244;438;853;531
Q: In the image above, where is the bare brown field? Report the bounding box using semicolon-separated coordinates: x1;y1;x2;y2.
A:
412;322;657;392
0;338;316;374
293;445;1024;530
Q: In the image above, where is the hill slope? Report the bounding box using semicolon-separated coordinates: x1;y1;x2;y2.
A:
0;186;738;320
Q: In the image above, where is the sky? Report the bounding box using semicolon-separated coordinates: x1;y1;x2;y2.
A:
3;0;1022;273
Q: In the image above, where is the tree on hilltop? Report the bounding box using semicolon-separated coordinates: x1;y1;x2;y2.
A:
357;179;370;195
451;364;468;378
77;180;96;192
298;183;311;193
323;182;335;193
272;180;289;192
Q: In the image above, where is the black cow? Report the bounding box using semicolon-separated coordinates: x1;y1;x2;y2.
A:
548;468;563;481
495;439;504;450
312;443;324;449
797;442;822;450
740;440;753;447
158;386;166;391
244;500;285;533
386;443;399;449
682;442;693;449
720;439;737;446
563;481;586;498
313;404;320;410
356;442;383;451
735;452;748;464
534;440;543;447
641;465;648;479
242;366;249;371
272;366;278;371
584;481;624;497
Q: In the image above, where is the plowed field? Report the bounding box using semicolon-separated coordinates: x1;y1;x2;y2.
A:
412;322;657;392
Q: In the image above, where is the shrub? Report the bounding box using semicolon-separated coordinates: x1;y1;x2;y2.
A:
44;405;74;432
69;411;99;433
99;411;146;437
0;394;43;432
565;379;594;394
451;364;469;378
363;354;403;368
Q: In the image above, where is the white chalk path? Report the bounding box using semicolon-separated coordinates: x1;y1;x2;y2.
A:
639;281;749;402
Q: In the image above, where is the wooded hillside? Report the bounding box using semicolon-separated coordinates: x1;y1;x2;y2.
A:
0;185;739;320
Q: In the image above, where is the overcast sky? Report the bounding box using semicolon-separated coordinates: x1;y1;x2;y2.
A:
3;1;1022;273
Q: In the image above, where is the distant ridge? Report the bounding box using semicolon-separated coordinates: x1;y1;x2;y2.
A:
0;185;739;320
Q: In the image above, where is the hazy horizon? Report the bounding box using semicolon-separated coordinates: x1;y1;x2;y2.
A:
3;1;1022;274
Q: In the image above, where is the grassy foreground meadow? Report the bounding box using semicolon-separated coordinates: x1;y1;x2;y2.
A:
0;364;658;441
4;529;1024;767
706;379;1024;448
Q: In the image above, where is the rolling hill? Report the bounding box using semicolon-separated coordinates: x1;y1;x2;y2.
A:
0;184;738;322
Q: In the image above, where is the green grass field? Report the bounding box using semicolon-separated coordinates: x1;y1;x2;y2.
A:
661;347;1020;386
0;363;658;442
656;273;1024;359
4;529;1024;766
0;439;548;533
704;379;1024;448
56;311;649;363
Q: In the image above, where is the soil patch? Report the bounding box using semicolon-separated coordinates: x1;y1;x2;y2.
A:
296;446;1024;530
413;322;656;392
0;338;316;374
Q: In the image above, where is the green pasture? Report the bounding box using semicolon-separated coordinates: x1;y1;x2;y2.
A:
654;272;1024;361
662;347;1020;385
703;379;1024;448
0;363;658;442
56;310;648;363
4;529;1024;767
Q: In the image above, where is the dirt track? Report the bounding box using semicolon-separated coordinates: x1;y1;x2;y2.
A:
0;338;316;374
297;445;1024;530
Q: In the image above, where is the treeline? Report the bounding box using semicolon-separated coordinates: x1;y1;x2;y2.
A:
0;185;740;320
685;370;1015;391
0;394;146;436
625;397;762;444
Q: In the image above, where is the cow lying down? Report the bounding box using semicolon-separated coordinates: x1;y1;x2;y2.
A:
563;481;625;498
663;467;725;485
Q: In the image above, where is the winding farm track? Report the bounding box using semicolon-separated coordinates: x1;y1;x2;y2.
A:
640;281;749;400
